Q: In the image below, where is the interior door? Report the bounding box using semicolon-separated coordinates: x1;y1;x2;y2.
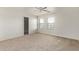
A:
24;17;29;35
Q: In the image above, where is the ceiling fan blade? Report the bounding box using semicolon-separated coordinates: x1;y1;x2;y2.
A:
43;10;56;14
35;7;47;10
42;7;47;10
43;10;50;13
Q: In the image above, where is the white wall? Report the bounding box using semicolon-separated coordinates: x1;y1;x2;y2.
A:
29;17;37;34
54;7;79;40
38;7;79;40
0;7;37;41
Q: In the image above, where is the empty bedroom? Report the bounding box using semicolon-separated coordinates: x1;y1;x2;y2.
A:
0;7;79;51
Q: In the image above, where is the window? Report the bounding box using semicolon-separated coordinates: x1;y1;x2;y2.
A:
48;17;55;30
40;18;44;23
48;17;55;23
39;18;45;29
38;17;55;30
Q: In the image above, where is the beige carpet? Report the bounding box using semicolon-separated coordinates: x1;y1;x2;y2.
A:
0;33;79;51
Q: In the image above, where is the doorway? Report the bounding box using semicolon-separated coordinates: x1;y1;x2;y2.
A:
24;17;29;35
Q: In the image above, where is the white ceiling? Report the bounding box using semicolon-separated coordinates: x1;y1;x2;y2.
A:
24;7;56;16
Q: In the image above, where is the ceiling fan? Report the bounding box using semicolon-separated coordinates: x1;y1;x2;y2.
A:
35;7;50;13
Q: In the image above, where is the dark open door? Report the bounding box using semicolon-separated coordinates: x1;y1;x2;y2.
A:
24;17;29;35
